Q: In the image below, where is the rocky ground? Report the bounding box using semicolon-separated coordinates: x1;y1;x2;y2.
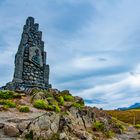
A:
0;89;138;140
115;126;140;140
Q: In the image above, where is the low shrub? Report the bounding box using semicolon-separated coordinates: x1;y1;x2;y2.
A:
48;133;59;140
44;90;54;98
72;102;83;108
33;99;47;110
46;104;61;113
0;90;21;99
46;104;54;111
5;100;16;108
47;97;58;105
135;124;140;129
63;95;74;101
61;90;71;95
0;90;14;99
56;96;64;105
0;99;5;105
92;121;104;131
0;100;16;108
117;123;126;131
25;130;33;140
105;131;115;138
19;106;30;112
54;105;61;113
13;93;22;99
31;88;42;95
3;105;9;110
112;117;126;131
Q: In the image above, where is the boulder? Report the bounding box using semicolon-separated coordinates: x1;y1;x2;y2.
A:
0;123;4;129
4;124;19;137
31;91;46;102
17;121;30;132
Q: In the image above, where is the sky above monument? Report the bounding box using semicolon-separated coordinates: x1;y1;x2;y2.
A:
1;0;140;109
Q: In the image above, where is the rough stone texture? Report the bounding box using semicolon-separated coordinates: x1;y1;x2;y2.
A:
4;124;20;137
4;17;51;91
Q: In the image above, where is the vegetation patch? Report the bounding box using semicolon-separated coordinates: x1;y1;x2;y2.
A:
63;95;74;101
54;105;61;113
46;104;54;111
135;124;140;129
46;104;61;113
33;99;47;109
106;110;140;125
47;97;58;105
0;90;21;99
19;105;30;112
104;130;115;138
48;133;60;140
55;96;64;105
111;117;126;132
72;102;83;108
92;121;104;131
0;99;16;108
25;130;33;140
0;90;14;99
60;90;74;101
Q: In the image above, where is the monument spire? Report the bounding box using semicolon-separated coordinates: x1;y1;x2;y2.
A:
5;17;50;91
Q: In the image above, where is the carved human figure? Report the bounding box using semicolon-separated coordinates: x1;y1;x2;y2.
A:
31;49;40;66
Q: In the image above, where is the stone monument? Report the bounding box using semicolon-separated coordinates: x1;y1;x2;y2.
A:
4;17;51;91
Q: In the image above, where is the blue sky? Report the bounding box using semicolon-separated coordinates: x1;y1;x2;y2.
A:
1;0;140;109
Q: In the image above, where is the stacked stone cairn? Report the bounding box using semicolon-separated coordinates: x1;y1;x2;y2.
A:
3;17;51;91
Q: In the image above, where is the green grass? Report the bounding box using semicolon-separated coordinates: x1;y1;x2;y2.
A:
105;131;115;138
19;106;30;112
33;99;47;109
63;95;74;101
92;121;104;131
54;105;61;113
106;110;140;125
72;102;83;108
47;97;58;105
60;90;74;101
46;104;54;111
0;90;14;99
0;99;16;108
0;90;21;99
56;96;64;105
25;130;33;140
46;104;61;113
135;124;140;129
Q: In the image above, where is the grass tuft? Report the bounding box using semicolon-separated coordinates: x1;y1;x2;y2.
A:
19;106;30;112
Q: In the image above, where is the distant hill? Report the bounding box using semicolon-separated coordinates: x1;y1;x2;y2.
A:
117;103;140;110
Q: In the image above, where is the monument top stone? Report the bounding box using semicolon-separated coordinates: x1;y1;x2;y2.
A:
5;17;51;91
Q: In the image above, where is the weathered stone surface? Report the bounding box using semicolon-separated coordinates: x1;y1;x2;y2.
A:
4;124;19;137
31;91;48;102
5;17;51;91
0;123;4;129
17;121;30;132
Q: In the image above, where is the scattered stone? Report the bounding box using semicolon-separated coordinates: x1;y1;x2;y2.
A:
0;123;4;129
18;121;30;132
4;124;19;137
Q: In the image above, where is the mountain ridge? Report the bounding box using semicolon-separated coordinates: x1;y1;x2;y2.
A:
117;103;140;110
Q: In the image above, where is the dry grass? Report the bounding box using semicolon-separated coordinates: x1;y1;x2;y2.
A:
106;110;140;125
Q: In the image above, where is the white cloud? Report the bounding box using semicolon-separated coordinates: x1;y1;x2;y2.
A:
1;0;140;109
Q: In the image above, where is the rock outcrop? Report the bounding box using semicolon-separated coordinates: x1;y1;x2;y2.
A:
0;89;125;140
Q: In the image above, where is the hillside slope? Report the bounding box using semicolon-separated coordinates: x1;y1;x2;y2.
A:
0;89;126;140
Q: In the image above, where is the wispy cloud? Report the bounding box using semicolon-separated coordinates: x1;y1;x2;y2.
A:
0;0;140;109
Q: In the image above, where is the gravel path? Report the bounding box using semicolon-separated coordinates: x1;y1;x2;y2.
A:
115;126;140;140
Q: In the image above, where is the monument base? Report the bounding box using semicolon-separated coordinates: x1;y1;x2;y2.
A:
1;81;51;93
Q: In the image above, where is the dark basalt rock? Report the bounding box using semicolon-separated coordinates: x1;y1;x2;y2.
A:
2;17;51;91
